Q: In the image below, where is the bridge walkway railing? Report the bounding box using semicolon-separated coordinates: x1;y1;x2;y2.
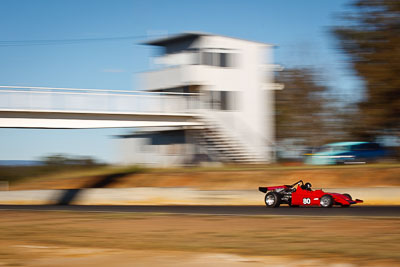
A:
0;86;202;115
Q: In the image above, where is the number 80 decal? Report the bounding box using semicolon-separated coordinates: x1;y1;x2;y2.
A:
302;198;311;205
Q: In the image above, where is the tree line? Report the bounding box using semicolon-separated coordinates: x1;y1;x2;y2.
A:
275;0;400;154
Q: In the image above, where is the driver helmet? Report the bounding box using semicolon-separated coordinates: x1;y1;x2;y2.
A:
305;182;312;189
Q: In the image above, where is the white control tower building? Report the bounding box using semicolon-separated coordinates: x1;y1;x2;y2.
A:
120;32;281;165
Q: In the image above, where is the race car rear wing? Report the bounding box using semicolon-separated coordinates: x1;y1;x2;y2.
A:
259;180;306;193
259;185;289;193
259;187;268;193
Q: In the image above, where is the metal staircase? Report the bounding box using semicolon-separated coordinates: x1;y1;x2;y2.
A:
194;117;264;164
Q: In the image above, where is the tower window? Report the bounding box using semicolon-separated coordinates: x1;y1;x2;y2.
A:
201;52;235;67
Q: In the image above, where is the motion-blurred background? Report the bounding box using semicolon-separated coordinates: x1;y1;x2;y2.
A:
1;0;399;169
1;2;400;266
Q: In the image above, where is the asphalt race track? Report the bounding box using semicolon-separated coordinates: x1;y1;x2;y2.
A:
0;205;399;217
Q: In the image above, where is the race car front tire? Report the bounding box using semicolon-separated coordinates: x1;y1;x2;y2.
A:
320;195;333;208
265;192;281;208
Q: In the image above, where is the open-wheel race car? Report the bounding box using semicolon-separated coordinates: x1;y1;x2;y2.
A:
259;180;363;208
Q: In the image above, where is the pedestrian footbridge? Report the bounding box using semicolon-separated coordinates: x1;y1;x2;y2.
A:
0;86;202;128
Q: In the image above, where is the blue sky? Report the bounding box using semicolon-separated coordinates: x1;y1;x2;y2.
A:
0;0;360;163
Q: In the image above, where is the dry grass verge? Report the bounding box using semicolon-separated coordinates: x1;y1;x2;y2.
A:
7;164;400;190
0;211;399;266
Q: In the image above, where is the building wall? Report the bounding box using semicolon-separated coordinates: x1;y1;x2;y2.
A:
118;131;196;166
133;34;278;165
195;35;275;161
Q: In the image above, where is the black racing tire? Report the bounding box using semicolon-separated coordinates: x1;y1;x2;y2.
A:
320;194;333;208
264;192;281;208
343;193;352;200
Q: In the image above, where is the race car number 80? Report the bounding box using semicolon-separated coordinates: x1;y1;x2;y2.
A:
303;198;311;205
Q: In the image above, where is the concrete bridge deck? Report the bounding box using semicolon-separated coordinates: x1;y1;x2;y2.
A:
0;86;202;128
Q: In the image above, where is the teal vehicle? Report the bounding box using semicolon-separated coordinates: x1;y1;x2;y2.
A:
305;141;386;165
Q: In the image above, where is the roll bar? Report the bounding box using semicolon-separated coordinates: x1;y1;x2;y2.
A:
290;180;304;187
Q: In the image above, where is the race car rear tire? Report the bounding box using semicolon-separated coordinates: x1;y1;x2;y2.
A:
320;195;333;208
265;192;281;208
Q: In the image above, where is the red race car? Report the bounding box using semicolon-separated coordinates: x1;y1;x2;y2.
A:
259;180;363;208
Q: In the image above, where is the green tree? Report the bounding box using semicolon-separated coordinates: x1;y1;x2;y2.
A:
333;0;400;139
276;68;332;148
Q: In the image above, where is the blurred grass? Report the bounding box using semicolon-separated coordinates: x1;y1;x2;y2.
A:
0;211;399;265
2;162;400;190
142;162;400;173
0;164;146;187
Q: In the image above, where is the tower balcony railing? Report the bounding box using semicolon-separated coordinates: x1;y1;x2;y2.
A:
0;86;202;115
140;65;210;91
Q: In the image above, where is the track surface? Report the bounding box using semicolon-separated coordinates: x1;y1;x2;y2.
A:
0;205;400;217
